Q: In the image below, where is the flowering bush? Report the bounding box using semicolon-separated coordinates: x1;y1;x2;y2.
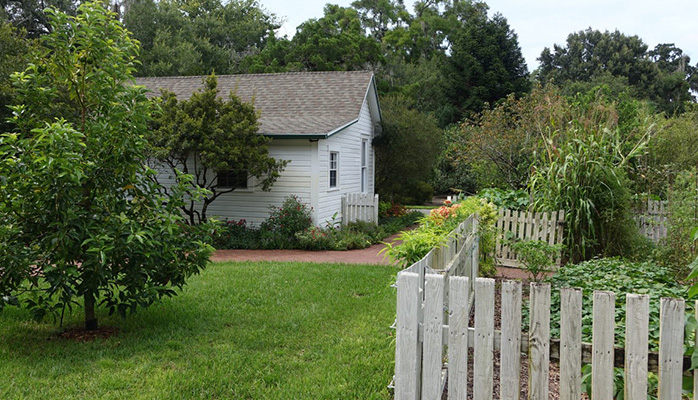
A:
295;227;335;250
213;219;259;249
260;195;313;249
379;201;408;218
383;196;498;275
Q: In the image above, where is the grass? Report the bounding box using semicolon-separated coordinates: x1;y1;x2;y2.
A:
0;261;399;399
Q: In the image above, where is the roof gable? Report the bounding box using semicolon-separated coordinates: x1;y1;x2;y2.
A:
136;71;379;138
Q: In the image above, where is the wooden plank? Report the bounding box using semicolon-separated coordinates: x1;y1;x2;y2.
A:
541;211;550;246
495;208;504;258
658;297;685;400
500;281;522;400
559;288;582;400
422;274;445;400
592;291;615;400
625;294;649;400
473;278;495;400
528;282;551;400
395;272;422;400
448;277;470;400
525;210;534;241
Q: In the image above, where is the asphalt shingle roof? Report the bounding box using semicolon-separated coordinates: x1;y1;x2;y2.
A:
135;71;375;136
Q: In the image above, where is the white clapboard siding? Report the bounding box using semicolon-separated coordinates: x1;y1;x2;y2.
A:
495;209;565;268
341;193;379;224
393;211;691;400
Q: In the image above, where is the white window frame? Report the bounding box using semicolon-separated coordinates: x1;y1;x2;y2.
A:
361;139;368;193
329;151;339;190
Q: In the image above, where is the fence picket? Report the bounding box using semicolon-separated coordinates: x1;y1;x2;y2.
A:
395;272;421;400
625;294;649;400
559;288;582;400
422;274;445;400
500;281;522;400
473;278;495;400
341;193;379;224
592;291;615;400
658;297;685;400
529;283;551;400
448;276;470;400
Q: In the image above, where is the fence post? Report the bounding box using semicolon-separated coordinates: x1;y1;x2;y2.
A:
592;291;615;400
500;281;522;400
374;194;379;224
529;283;551;400
341;195;347;226
559;288;582;400
422;274;444;400
473;278;495;400
395;272;421;400
625;294;649;400
448;276;470;400
658;297;685;400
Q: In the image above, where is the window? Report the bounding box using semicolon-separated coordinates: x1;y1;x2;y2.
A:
329;151;339;189
217;169;248;189
361;140;367;192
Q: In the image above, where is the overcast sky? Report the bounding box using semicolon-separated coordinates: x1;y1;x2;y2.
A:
262;0;698;71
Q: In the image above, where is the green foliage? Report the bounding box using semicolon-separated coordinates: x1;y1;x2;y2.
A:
662;169;698;271
0;2;213;329
148;74;287;224
124;0;279;76
508;240;563;282
478;188;529;210
2;0;77;37
374;94;442;203
529;91;651;263
378;201;407;218
538;28;695;115
439;12;530;125
260;195;313;249
383;197;498;274
545;258;688;350
641;109;698;196
0;23;34;132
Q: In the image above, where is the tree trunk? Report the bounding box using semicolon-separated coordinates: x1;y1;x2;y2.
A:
84;293;98;331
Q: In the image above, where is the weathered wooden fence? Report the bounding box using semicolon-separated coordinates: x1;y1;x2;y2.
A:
341;193;379;225
394;212;695;400
393;214;480;395
494;209;565;268
634;199;668;243
395;274;694;400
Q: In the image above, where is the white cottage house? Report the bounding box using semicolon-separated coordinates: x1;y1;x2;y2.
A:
136;71;382;226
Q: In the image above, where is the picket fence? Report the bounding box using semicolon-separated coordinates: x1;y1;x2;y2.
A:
341;193;379;225
634;199;668;243
394;212;696;400
494;209;565;268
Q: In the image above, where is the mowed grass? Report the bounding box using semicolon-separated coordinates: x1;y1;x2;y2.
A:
0;261;399;399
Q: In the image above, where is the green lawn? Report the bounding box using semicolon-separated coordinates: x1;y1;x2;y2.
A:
0;261;398;399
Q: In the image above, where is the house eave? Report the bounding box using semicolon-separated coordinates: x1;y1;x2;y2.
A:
262;118;360;140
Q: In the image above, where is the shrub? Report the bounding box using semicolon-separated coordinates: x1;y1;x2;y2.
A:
478;188;529;210
260;195;313;249
378;201;407;218
507;239;563;282
213;219;260;249
383;197;497;275
661;169;698;272
295;227;334;250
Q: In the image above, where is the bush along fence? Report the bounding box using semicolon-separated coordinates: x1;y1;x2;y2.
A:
634;199;668;243
341;193;379;225
494;208;565;268
393;213;695;400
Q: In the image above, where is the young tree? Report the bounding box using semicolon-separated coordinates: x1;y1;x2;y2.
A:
0;2;213;330
149;74;287;224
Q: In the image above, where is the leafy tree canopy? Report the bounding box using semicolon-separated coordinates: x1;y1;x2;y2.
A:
123;0;279;76
148;74;287;224
2;0;77;37
0;1;213;330
538;28;697;115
